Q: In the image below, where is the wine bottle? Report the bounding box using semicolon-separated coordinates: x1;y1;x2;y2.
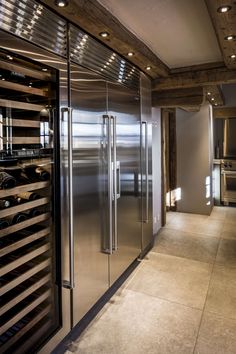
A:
35;166;50;181
24;164;50;181
0;199;11;209
6;196;22;206
28;209;41;218
0;171;16;189
0;219;10;229
17;192;40;201
4;167;31;184
6;213;28;225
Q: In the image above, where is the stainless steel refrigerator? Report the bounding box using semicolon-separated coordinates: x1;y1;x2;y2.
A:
0;2;153;352
70;64;141;325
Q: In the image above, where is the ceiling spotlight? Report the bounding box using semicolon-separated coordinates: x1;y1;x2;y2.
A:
6;55;13;60
211;97;215;101
230;54;236;59
127;52;134;57
215;103;218;106
217;5;232;13
55;0;68;7
42;68;48;72
207;92;211;95
225;35;236;41
146;66;151;71
99;32;109;38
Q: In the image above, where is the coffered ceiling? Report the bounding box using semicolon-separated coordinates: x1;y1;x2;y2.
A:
97;0;222;68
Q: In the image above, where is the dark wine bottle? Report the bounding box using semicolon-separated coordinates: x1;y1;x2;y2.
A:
6;196;22;206
0;219;10;229
4;167;31;184
17;192;40;201
24;164;50;181
28;209;41;218
0;171;16;189
6;213;28;225
35;166;50;181
0;199;11;209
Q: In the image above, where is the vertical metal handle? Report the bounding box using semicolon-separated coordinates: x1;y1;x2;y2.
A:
116;161;121;199
103;115;113;254
62;107;74;289
142;121;149;223
111;116;118;251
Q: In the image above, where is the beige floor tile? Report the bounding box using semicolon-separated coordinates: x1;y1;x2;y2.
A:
209;206;227;220
225;216;236;225
166;219;223;238
166;211;178;223
154;228;219;263
205;265;236;319
221;223;236;240
68;290;201;354
127;253;212;309
194;312;236;354
216;239;236;268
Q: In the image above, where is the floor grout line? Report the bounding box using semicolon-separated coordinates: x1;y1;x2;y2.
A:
126;287;204;312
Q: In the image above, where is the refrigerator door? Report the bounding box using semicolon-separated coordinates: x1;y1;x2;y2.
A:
70;64;109;325
0;31;71;354
140;74;153;250
107;83;141;285
223;118;236;159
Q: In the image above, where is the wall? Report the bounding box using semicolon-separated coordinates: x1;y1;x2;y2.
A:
176;104;213;215
222;84;236;107
152;107;162;233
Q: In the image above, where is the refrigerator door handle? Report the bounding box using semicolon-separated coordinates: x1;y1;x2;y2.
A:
103;115;113;254
142;121;149;223
116;161;121;199
61;107;75;289
111;116;118;251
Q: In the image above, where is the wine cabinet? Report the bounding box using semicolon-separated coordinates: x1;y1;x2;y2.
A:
0;47;61;354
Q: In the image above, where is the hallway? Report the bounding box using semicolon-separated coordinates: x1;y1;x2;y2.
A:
64;207;236;354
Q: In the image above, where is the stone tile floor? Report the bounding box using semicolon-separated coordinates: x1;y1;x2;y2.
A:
63;206;236;354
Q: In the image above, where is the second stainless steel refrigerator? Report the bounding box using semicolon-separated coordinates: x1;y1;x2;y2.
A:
70;64;141;325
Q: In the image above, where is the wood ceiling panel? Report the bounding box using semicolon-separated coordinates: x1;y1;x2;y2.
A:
205;0;236;69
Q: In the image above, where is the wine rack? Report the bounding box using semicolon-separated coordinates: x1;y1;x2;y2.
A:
0;47;59;353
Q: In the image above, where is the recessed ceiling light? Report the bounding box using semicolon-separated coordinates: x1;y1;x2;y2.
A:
211;97;215;101
225;35;236;41
42;68;48;72
217;5;232;13
146;66;151;71
230;54;236;59
127;52;134;57
6;55;13;60
215;103;218;106
99;32;109;38
54;0;68;7
207;92;211;95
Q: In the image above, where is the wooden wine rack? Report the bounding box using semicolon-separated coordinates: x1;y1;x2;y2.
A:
0;46;56;354
0;181;50;199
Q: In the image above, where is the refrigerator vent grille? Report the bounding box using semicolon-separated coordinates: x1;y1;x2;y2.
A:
70;25;140;91
0;0;67;57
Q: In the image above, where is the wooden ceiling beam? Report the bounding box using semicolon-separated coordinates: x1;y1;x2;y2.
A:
152;67;236;91
204;0;236;69
213;107;236;118
152;87;204;107
41;0;169;78
205;85;225;106
180;106;201;112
